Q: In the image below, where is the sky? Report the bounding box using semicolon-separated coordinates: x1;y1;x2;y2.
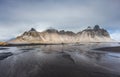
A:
0;0;120;41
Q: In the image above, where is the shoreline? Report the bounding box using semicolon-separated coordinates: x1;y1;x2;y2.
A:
0;42;119;47
0;43;66;47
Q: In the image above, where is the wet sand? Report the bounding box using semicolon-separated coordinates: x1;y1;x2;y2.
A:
95;46;120;52
0;43;120;77
0;52;13;60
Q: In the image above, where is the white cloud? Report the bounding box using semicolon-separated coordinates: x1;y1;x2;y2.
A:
111;31;120;42
0;0;120;41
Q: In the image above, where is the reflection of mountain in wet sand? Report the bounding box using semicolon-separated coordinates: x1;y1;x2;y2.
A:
0;43;120;77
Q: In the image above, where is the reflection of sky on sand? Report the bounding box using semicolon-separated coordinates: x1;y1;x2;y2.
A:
0;43;120;77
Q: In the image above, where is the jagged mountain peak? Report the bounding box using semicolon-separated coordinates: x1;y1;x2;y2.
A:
29;28;37;32
9;25;114;43
44;28;58;33
78;25;110;38
21;28;39;37
94;25;100;30
59;30;75;35
87;26;92;30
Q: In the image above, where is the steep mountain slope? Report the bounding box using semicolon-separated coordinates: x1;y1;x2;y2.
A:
9;25;114;44
76;25;113;42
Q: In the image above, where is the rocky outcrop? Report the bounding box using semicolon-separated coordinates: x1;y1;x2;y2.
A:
76;25;112;42
0;42;8;46
9;25;114;44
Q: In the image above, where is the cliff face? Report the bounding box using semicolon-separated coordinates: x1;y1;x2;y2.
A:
76;25;112;42
0;42;8;46
9;25;114;44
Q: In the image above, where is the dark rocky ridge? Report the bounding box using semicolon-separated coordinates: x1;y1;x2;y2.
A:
21;25;110;37
79;25;110;38
9;25;114;43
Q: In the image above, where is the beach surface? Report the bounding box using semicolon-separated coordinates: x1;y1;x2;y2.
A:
0;43;120;77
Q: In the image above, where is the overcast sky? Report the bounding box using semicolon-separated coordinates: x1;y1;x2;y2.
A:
0;0;120;41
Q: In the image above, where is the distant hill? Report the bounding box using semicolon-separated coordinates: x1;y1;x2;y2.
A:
9;25;114;44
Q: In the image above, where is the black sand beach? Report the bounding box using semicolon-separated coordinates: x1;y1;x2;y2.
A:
0;43;120;77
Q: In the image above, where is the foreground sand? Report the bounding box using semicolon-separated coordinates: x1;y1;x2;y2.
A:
0;44;120;77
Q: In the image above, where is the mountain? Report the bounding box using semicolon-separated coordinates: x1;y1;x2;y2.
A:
0;42;8;45
76;25;113;42
9;25;114;44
